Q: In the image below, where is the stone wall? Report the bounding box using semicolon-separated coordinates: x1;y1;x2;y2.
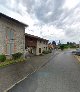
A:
0;16;25;55
0;22;5;54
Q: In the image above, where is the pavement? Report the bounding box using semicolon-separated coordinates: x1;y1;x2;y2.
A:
8;50;80;92
0;50;58;92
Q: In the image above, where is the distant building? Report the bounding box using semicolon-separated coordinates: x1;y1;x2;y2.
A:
25;33;49;55
0;13;28;56
48;43;54;50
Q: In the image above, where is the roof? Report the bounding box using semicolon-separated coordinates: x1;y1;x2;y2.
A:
0;12;28;27
25;33;49;41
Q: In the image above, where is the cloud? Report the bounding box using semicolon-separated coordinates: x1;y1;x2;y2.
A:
0;0;80;43
63;0;80;9
32;0;65;24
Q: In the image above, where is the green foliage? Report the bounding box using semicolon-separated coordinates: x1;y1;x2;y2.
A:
60;45;64;50
69;45;76;48
67;42;77;48
12;52;23;60
42;50;49;54
48;49;52;53
59;43;76;50
39;53;44;56
0;58;26;68
62;44;69;49
58;41;77;50
0;54;6;62
42;50;52;54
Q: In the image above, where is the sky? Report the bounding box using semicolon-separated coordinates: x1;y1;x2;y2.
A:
0;0;80;44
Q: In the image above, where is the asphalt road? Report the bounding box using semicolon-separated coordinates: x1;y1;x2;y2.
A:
8;50;80;92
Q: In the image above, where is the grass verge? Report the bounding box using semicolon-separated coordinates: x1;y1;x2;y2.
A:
0;58;27;68
74;55;80;63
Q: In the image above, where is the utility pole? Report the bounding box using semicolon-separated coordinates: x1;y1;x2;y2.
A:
79;41;80;48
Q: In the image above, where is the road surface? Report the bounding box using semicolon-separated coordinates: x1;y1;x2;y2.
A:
8;50;80;92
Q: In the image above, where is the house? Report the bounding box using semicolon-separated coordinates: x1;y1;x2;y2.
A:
0;13;28;56
25;33;49;55
48;43;54;50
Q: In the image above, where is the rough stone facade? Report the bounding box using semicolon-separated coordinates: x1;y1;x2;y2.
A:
0;16;25;56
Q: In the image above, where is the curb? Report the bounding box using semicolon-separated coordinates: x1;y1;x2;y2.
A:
4;52;59;92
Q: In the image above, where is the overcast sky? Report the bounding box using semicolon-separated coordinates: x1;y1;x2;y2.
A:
0;0;80;44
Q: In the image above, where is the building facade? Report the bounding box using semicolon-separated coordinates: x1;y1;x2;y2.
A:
0;13;28;56
36;39;48;55
25;33;48;55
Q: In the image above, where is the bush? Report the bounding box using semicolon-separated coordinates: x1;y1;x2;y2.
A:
42;50;49;54
0;54;6;62
48;49;52;53
12;52;23;60
39;53;44;56
60;45;64;50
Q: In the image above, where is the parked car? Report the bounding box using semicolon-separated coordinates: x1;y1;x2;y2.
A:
72;51;76;54
76;49;80;55
72;48;80;55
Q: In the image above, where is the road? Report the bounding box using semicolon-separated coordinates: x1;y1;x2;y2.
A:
8;50;80;92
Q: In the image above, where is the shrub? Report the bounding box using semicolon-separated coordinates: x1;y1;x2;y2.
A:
48;49;52;53
60;45;64;50
12;52;23;60
0;54;6;62
42;50;49;54
39;53;44;56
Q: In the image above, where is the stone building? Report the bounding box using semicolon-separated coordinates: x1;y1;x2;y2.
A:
25;33;49;55
0;13;28;56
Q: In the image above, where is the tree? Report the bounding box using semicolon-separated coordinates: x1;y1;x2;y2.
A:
60;45;64;50
67;42;70;45
52;41;56;45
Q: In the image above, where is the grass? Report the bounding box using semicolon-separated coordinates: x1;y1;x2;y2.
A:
74;55;80;63
0;58;27;68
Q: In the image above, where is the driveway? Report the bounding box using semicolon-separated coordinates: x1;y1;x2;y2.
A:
8;50;80;92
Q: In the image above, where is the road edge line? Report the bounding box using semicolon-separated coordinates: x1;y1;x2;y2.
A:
4;52;59;92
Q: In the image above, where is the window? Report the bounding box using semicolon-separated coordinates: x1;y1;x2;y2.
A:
39;48;41;53
46;47;47;50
